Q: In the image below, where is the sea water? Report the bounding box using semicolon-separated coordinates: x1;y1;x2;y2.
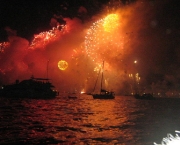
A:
0;95;180;145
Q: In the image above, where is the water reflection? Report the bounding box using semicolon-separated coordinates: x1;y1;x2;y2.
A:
1;96;180;144
18;96;137;144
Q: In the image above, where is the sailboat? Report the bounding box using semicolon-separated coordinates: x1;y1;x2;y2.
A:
92;61;115;99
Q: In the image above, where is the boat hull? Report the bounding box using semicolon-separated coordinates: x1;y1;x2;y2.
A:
134;93;155;100
0;89;58;99
0;77;59;99
92;94;115;99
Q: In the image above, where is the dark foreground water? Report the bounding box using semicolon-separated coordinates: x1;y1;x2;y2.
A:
0;95;180;145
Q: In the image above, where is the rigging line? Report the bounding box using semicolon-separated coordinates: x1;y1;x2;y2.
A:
92;67;101;93
101;61;104;93
47;59;50;80
92;61;104;93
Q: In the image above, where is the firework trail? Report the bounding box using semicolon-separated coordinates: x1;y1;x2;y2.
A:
29;25;66;50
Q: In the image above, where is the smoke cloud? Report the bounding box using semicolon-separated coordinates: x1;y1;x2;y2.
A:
0;0;179;97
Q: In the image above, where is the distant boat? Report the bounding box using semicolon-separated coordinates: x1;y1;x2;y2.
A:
92;61;115;99
0;76;59;99
68;92;78;99
134;93;155;100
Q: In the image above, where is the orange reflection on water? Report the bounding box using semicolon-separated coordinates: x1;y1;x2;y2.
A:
81;98;131;140
20;96;137;144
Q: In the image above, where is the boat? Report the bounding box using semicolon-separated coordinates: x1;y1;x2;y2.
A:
134;93;155;100
68;92;78;99
92;61;115;99
0;75;59;99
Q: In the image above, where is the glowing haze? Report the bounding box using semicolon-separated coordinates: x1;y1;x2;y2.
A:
0;1;179;96
85;13;122;64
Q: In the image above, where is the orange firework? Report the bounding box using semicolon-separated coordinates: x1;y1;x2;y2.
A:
103;14;120;32
58;60;68;70
29;25;65;49
85;13;123;65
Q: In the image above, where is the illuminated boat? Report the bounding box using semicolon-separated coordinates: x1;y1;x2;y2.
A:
92;89;115;99
92;61;115;99
0;76;59;99
134;93;154;100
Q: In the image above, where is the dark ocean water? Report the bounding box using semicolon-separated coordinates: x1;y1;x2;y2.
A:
0;95;180;145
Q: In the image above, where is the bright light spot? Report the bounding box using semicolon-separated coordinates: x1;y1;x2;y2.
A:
81;91;85;94
58;60;68;70
94;65;101;72
134;60;137;64
103;14;119;32
154;131;180;145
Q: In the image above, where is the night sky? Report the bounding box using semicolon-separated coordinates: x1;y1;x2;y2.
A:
0;0;180;96
0;0;111;41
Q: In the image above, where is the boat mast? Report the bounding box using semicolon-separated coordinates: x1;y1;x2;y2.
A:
100;61;104;93
47;60;49;79
92;67;101;93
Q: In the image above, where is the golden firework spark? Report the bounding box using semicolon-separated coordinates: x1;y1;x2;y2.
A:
85;13;123;65
103;14;119;32
58;60;68;70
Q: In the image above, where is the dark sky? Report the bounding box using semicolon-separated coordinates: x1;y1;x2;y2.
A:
0;0;110;41
0;0;179;41
0;0;141;41
0;0;180;95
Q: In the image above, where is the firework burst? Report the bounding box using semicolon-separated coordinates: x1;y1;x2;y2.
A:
0;42;10;53
58;60;68;71
85;13;124;66
29;25;66;49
